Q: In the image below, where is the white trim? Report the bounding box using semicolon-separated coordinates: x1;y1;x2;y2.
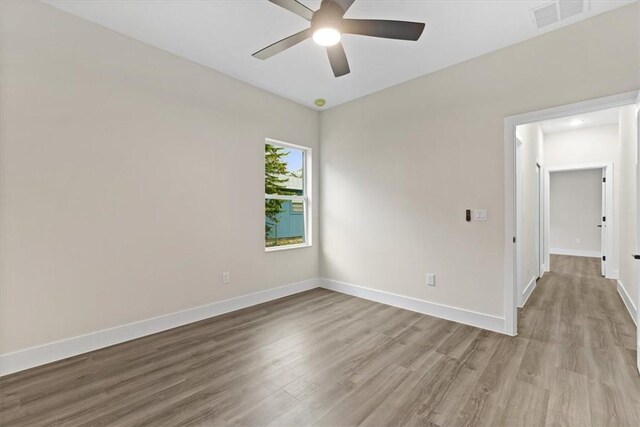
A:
264;137;310;152
1;276;511;376
520;276;537;308
546;162;613;172
319;278;506;334
504;117;518;336
265;242;312;252
504;90;640;336
617;280;637;326
0;278;320;376
264;194;305;201
264;138;313;250
536;162;545;280
506;91;639;128
515;139;524;308
549;248;602;258
543;169;551;272
635;96;640;374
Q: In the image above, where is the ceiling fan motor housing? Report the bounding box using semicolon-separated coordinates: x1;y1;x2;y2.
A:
311;2;345;32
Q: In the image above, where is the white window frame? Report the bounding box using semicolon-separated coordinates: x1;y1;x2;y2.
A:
265;138;312;252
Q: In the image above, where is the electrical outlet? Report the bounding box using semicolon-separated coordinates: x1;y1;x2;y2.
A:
426;273;436;287
222;272;230;284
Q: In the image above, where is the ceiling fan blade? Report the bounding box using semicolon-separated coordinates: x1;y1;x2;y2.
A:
342;19;425;41
327;42;350;77
269;0;314;21
252;28;312;60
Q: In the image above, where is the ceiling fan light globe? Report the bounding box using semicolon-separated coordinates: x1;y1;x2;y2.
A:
313;28;341;46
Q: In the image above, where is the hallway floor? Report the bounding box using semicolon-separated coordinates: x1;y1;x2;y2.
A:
1;255;638;426
517;254;640;425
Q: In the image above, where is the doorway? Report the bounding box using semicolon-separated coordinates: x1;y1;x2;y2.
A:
536;162;543;278
504;90;640;342
546;164;613;277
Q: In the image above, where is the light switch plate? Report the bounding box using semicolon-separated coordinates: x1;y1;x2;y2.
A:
426;273;436;287
473;209;487;221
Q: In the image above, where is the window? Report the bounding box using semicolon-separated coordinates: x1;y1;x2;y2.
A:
265;139;311;250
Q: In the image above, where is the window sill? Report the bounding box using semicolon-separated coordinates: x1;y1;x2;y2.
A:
265;243;312;252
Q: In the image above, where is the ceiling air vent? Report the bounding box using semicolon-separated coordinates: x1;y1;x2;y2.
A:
533;2;559;29
531;0;590;30
559;0;585;19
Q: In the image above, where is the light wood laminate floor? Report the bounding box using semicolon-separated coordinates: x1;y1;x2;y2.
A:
1;255;639;426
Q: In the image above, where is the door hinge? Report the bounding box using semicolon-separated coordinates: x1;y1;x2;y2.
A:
602;255;606;261
603;177;606;183
603;216;606;222
513;237;516;243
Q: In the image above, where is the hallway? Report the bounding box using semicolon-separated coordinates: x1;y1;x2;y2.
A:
518;255;640;425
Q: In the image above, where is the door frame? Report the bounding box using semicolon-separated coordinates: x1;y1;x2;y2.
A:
515;138;524;307
634;95;640;374
503;90;640;336
514;147;544;309
545;163;614;278
636;94;640;257
536;162;544;278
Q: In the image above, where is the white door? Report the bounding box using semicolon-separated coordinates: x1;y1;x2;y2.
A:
536;163;543;278
635;103;640;374
516;139;524;306
601;168;607;277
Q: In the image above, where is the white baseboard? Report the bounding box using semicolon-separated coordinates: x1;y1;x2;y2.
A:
319;278;506;334
617;280;637;326
607;269;620;280
550;248;601;258
520;276;537;308
0;278;320;377
1;276;514;376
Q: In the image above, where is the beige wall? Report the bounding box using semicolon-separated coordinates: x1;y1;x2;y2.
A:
516;123;544;298
0;0;320;353
618;105;639;310
544;124;620;168
549;170;603;254
1;0;639;356
320;3;640;318
544;124;620;273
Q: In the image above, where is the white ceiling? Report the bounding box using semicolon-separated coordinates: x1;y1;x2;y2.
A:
539;106;620;134
43;0;636;110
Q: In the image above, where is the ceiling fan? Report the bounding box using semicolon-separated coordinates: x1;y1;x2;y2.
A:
252;0;426;77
